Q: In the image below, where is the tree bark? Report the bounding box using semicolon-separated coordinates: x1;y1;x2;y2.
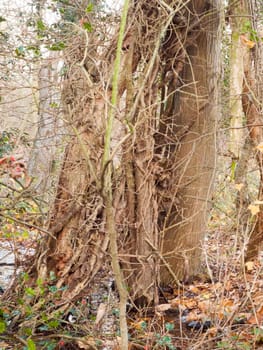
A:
241;0;263;260
228;0;248;158
158;0;221;283
28;54;62;200
33;0;222;304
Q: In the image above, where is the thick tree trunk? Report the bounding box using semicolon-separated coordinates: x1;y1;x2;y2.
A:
159;1;221;283
34;0;222;304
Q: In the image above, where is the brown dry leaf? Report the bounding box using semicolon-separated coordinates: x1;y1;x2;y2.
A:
198;300;212;313
253;291;263;304
170;298;182;307
216;299;236;320
76;336;97;349
206;327;219;338
156;303;171;312
220;299;234;313
130;318;149;330
186;309;203;321
225;280;233;291
183;299;198;309
194;283;210;291
240;34;256;48
94;303;107;328
221;299;234;307
128;341;146;350
189;285;200;294
245;261;255;272
248;304;263;324
211;282;223;292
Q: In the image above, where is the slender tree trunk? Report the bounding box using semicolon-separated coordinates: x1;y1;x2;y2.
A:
242;0;263;260
28;54;62;200
228;0;248;158
228;0;252;233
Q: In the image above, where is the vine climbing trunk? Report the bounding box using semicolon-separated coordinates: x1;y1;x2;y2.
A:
31;0;222;308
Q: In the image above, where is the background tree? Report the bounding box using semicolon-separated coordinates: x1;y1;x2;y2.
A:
241;0;263;260
227;0;263;259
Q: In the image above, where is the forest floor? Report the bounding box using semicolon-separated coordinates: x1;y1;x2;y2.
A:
0;163;262;350
124;226;263;350
0;218;262;350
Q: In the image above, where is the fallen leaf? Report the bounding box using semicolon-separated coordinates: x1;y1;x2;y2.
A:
248;204;260;216
186;309;203;322
156;303;171;312
94;303;107;328
248;305;263;324
130;318;149;330
183;299;198;309
76;336;97;349
198;300;212;313
245;261;254;272
189;286;200;294
224;280;232;291
206;326;218;338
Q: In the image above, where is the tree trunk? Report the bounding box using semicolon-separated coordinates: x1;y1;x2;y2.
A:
33;0;222;304
228;0;251;234
242;0;263;260
28;54;62;201
228;0;248;158
158;0;221;283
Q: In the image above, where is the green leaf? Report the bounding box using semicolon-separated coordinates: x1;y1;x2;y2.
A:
141;321;147;330
38;325;49;331
49;271;56;281
27;338;36;350
22;272;29;282
37;278;43;287
36;19;46;31
85;3;93;12
26;46;40;57
15;46;25;57
24;328;32;336
48;42;66;51
0;320;6;334
48;285;57;293
47;319;59;329
0;16;6;22
25;287;36;297
216;341;230;349
165;322;174;331
230;160;236;181
46;343;56;350
83;22;93;32
49;102;58;108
